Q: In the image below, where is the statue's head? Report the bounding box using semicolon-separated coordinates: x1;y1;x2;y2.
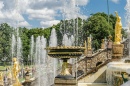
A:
108;35;112;40
102;39;104;43
12;58;17;62
117;17;121;21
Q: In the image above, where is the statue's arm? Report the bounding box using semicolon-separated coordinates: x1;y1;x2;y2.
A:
115;11;118;18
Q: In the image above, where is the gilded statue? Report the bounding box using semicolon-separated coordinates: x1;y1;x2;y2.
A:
84;40;87;55
0;72;3;85
12;58;21;86
101;39;105;49
114;11;122;44
87;37;91;50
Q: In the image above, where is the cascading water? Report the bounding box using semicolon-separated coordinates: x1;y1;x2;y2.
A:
49;28;59;84
30;35;34;77
62;34;75;46
125;0;130;58
11;34;16;60
35;36;41;86
49;28;57;47
17;37;22;62
34;29;59;86
11;33;22;63
34;36;48;86
125;0;130;27
62;34;69;46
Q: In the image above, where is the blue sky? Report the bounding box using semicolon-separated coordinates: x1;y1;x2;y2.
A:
0;0;129;28
85;0;127;27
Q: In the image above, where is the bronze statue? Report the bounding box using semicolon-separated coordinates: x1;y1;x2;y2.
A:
114;11;122;44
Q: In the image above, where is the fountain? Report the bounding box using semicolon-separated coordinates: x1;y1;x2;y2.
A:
46;27;85;86
46;46;85;86
106;11;130;86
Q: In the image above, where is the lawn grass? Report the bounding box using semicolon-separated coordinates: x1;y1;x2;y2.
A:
0;66;6;70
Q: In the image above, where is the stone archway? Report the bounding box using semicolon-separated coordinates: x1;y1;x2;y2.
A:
96;62;102;67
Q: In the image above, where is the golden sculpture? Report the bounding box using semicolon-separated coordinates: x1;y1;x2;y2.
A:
114;11;122;44
101;39;105;49
0;72;3;86
12;58;22;86
87;37;91;50
108;35;112;40
84;40;87;55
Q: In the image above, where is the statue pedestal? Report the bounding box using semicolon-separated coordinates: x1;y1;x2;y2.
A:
112;44;124;57
54;78;77;86
87;49;92;57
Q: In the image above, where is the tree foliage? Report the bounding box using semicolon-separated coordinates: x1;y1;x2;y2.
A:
82;12;128;49
0;23;13;62
0;12;127;64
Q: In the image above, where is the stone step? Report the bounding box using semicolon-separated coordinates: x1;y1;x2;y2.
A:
78;66;107;83
78;83;107;86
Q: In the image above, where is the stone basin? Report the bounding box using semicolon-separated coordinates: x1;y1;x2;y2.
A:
107;62;130;78
46;46;85;58
107;62;130;72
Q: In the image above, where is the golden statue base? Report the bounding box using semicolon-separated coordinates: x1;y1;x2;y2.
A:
55;58;74;80
54;78;77;86
112;44;124;57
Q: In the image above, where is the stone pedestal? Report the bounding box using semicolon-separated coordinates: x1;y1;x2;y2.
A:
54;78;77;86
87;49;92;57
112;44;124;57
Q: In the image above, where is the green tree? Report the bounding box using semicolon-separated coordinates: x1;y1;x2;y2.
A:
83;12;114;49
0;23;13;64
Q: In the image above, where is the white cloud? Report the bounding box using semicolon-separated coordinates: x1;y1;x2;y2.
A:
18;21;30;27
0;0;30;27
26;8;55;20
40;20;60;28
0;0;88;28
0;10;30;27
76;0;89;6
0;1;4;10
111;0;120;3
